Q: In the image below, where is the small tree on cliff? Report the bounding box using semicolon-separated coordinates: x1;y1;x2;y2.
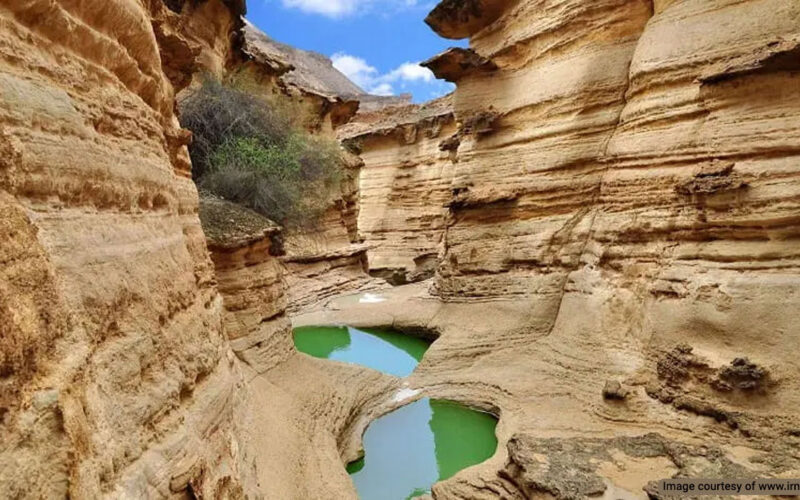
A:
179;78;341;228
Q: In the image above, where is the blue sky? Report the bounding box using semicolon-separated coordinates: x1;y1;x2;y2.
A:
246;0;467;102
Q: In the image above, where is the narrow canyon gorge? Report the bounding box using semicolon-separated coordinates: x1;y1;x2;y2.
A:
1;0;799;499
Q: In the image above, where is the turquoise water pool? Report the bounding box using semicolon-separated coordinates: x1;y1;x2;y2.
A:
293;325;499;500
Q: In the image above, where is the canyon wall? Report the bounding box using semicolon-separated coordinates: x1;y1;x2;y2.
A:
0;2;443;499
280;150;382;313
3;0;798;498
0;2;376;498
340;97;457;284
389;0;800;495
237;22;386;310
197;196;403;500
154;0;245;85
427;0;800;326
200;195;293;373
238;21;361;134
427;0;800;394
298;0;800;498
0;0;260;497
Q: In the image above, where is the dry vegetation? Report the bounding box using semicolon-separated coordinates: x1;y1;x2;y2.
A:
180;78;342;227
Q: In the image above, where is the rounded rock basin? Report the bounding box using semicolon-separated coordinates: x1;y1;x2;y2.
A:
293;326;499;499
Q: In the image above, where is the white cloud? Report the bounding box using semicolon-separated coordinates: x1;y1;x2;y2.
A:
332;53;438;97
281;0;419;18
385;62;434;83
281;0;357;17
330;53;379;90
370;82;395;96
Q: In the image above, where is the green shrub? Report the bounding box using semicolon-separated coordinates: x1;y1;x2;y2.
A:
200;135;340;225
179;78;341;227
180;79;291;180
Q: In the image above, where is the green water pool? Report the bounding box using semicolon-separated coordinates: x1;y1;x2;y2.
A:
293;325;429;377
292;326;499;500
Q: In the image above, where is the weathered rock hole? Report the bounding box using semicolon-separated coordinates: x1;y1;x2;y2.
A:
292;324;496;499
163;0;185;14
347;397;498;499
179;384;193;402
152;193;169;210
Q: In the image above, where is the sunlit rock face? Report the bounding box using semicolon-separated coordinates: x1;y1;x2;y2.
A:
239;20;362;134
590;0;800;395
234;21;387;309
339;97;457;284
428;0;800;351
428;0;655;301
411;0;800;495
280;151;384;313
0;1;257;497
152;0;246;86
2;0;799;497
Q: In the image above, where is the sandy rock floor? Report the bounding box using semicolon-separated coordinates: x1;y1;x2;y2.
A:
237;281;800;499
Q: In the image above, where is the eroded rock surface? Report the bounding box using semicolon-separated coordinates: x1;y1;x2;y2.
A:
340;97;457;284
198;195;397;500
231;22;389;309
3;0;800;498
0;0;257;497
301;0;800;497
281;150;387;313
239;21;406;133
200;195;293;373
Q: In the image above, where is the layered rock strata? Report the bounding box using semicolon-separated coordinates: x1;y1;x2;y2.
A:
426;0;800;436
200;195;293;373
239;21;407;134
238;21;361;133
153;0;246;85
234;22;388;308
281;151;385;313
4;0;799;499
299;0;800;497
0;0;258;497
196;195;402;500
339;97;458;283
0;2;395;498
310;0;800;497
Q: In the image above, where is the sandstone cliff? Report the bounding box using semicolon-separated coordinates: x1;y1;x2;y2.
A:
340;97;457;284
232;22;387;310
409;0;799;495
301;0;800;498
0;2;411;498
154;0;246;85
196;195;398;500
3;0;799;498
239;20;362;133
0;0;258;497
200;195;293;373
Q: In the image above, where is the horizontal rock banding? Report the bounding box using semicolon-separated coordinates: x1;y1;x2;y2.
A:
341;97;457;283
0;1;258;497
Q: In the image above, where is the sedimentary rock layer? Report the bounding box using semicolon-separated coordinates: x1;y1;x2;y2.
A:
234;23;389;305
283;205;384;313
200;196;294;373
153;0;246;86
0;1;257;497
326;0;800;497
429;0;800;417
428;0;656;300
340;97;458;283
239;21;362;133
3;0;799;498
